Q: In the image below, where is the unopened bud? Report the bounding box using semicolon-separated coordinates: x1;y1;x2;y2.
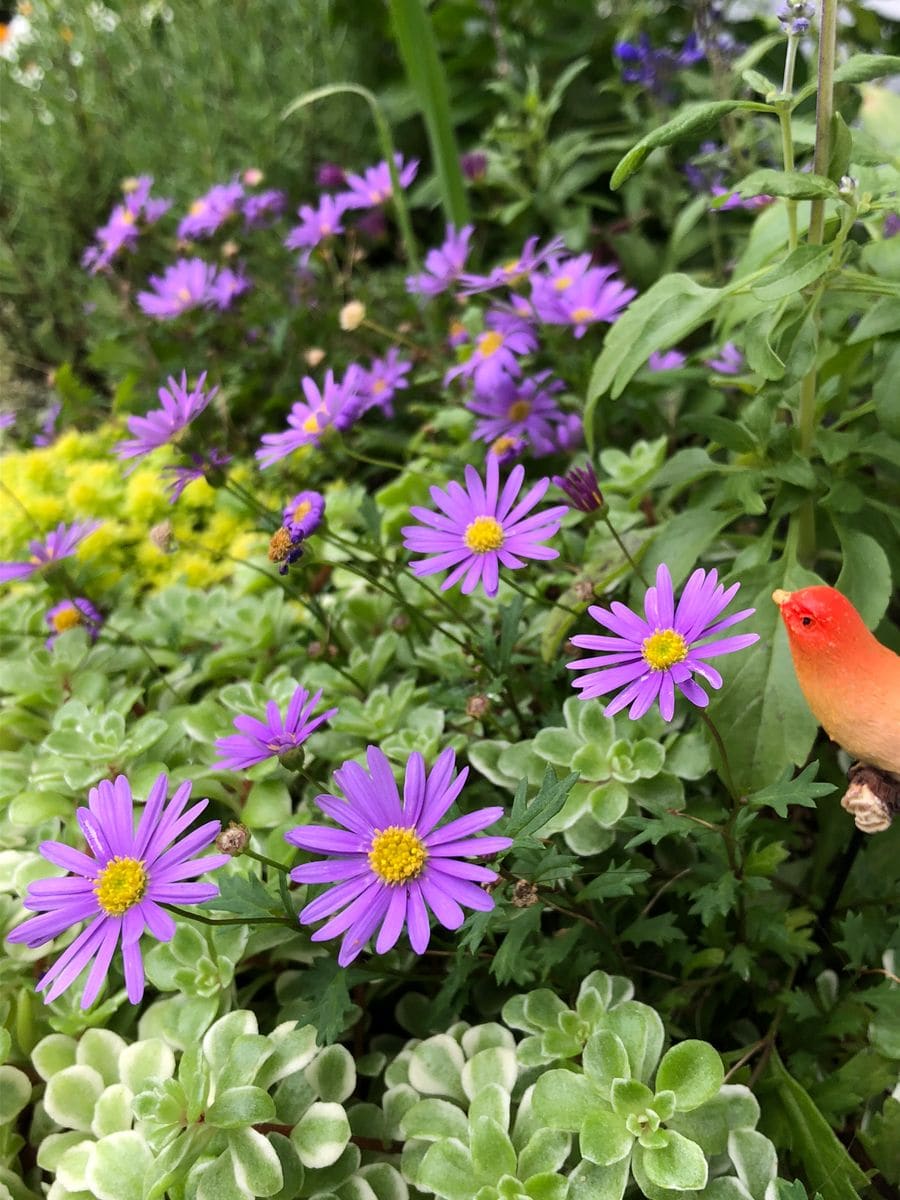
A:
304;347;326;368
339;300;366;331
279;744;307;772
838;175;858;197
221;239;240;259
149;520;176;553
511;879;539;907
243;167;264;186
308;640;324;659
216;821;250;856
391;613;410;632
466;694;491;719
573;579;596;603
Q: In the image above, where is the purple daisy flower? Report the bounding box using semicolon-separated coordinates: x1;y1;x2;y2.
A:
213;686;338;771
82;205;141;274
458;234;567;296
567;563;759;721
486;435;527;466
162;448;232;503
444;310;538;396
136;257;218;320
286;746;512;966
256;369;361;468
114;372;217;463
284;489;325;538
467;370;565;454
284;194;350;264
339;153;419;211
0;521;102;585
0;411;15;432
406;224;475;298
358;348;412;417
532;264;636;337
5;774;228;1009
243;188;287;229
402;455;568;598
705;341;744;375
648;349;686;371
460;151;488;182
208;265;251;311
177;181;245;240
45;597;103;648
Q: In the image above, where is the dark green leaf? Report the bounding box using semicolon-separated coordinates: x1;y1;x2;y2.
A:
506;767;579;843
610;100;773;189
620;912;686;948
873;342;900;435
765;1050;869;1200
679;414;757;453
847;296;900;343
746;763;836;819
203;873;282;920
578;862;650;902
751;245;833;302
828;113;852;183
735;169;839;200
833;524;892;628
492;907;544;986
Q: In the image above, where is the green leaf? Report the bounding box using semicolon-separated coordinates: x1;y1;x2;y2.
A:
203;872;281;920
532;1070;599;1131
581;1110;633;1166
610;101;772;189
506;767;578;842
705;562;819;795
471;1116;518;1185
729;1128;778;1199
655;1041;724;1113
587;274;726;418
793;54;900;107
291;1100;351;1169
228;1127;284;1196
635;1131;709;1190
579;863;650;903
417;1139;477;1200
206;1085;276;1128
751;245;833;302
765;1049;869;1200
640;509;736;590
602;1003;665;1085
568;1158;630;1200
735;169;839;200
492;907;544;986
873;342;900;436
407;1034;467;1104
747;762;836;819
847;296;900;343
44;1065;104;1132
833;525;893;628
400;1097;469;1143
85;1131;153;1200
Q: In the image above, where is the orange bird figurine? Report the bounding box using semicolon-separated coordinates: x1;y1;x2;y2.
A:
773;585;900;778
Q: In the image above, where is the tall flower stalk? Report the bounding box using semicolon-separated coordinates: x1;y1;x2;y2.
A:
794;0;838;566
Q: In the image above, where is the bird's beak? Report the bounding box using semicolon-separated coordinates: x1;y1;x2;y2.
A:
772;589;792;607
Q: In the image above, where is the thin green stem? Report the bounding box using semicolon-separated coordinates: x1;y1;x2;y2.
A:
164;904;294;928
778;30;801;250
603;514;648;586
809;0;838;246
699;709;740;806
361;317;426;355
244;847;291;875
503;572;579;616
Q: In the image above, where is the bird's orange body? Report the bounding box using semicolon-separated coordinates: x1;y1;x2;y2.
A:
773;586;900;776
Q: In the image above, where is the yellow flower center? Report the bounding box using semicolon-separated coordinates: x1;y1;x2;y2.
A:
94;857;147;916
190;200;207;216
177;287;192;302
464;516;504;553
507;399;531;422
369;826;428;884
479;331;504;357
642;628;688;671
292;500;312;520
449;320;466;339
553;275;573;291
302;412;322;435
372;379;387;394
268;527;293;562
490;436;518;457
571;306;594;322
122;210;136;226
52;605;83;633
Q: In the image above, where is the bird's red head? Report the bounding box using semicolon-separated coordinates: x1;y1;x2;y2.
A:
772;585;868;657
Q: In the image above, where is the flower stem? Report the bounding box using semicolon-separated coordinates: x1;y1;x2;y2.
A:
778;29;801;250
699;709;740;805
793;0;838;567
163;904;294;927
602;514;648;586
244;847;291;875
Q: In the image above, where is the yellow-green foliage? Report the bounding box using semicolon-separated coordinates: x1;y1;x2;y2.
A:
0;426;266;592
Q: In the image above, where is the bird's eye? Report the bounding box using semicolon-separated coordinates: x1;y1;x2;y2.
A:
801;616;813;627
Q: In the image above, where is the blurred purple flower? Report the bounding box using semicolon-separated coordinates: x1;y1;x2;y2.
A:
115;372;217;464
705;342;744;375
467;370;566;455
339;153;419;210
444;310;537;395
162;448;232;503
284;195;350;264
459;234;567;295
208;265;251;310
0;521;101;584
460;151;488;182
45;597;103;648
256;369;362;468
532;263;636;337
178;181;244;239
648;349;686;371
486;435;527;466
243;189;286;228
136;257;218;319
284;490;325;538
316;162;347;189
406;224;475;298
33;401;61;447
358;348;412;417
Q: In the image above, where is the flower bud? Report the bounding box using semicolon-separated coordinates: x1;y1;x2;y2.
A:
339;300;366;331
216;822;250;856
